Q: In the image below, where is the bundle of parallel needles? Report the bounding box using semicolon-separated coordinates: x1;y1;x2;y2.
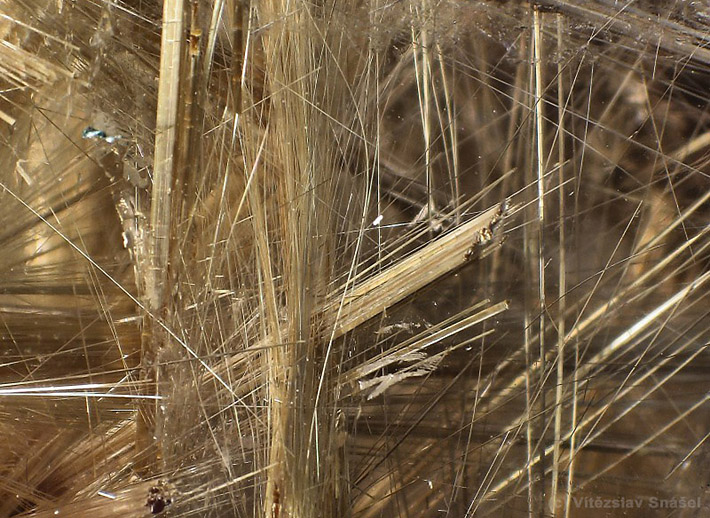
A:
2;0;710;516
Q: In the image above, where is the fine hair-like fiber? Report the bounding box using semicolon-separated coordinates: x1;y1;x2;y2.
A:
1;1;710;517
